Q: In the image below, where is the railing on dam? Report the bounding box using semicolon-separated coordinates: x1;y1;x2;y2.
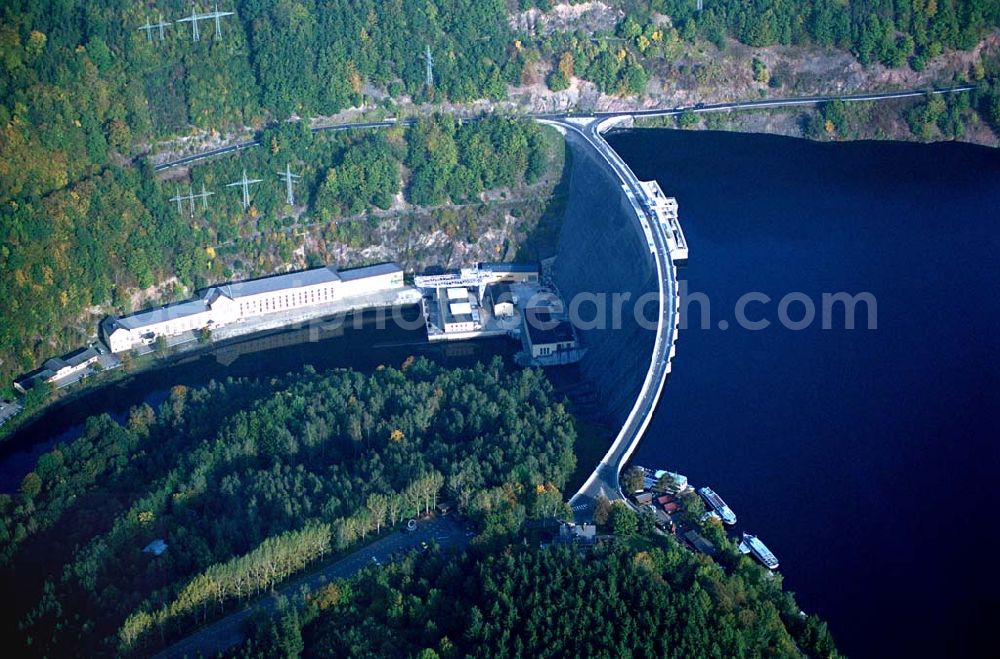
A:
541;116;683;509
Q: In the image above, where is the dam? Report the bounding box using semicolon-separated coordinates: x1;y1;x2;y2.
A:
542;116;685;517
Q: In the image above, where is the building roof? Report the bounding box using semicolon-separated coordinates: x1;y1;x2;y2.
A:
211;266;341;300
559;522;596;541
16;346;100;389
450;301;473;315
683;530;718;555
446;287;468;300
477;262;539;273
42;358;67;372
14;367;55;390
339;262;402;281
524;310;576;347
61;346;100;367
110;299;210;331
485;282;513;302
105;263;404;335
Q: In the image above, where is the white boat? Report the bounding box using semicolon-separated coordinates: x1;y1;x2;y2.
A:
740;532;779;570
697;486;737;525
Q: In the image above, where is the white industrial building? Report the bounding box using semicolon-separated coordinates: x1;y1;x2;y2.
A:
102;263;403;353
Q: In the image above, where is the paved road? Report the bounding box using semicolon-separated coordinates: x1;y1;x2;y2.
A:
146;82;975;518
154;516;469;659
544;117;678;519
152;85;974;172
537;85;977;516
593;84;975;120
152;120;407;171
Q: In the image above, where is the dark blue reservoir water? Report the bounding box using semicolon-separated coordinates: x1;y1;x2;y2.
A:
608;129;1000;657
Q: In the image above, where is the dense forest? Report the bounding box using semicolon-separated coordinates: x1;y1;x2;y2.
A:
0;357;578;655
651;0;1000;68
3;0;999;393
229;537;839;658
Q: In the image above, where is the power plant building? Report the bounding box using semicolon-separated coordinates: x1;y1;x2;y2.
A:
102;263;404;353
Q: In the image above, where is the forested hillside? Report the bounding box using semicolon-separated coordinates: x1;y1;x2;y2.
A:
0;113;555;396
0;357;578;655
230;540;839;658
650;0;999;67
3;0;999;392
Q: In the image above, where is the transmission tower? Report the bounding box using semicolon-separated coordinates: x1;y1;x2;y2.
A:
177;4;202;42
169;184;214;216
423;44;434;89
277;163;301;206
138;15;172;42
194;184;214;212
169;185;186;214
176;2;234;42
206;2;235;39
227;168;263;210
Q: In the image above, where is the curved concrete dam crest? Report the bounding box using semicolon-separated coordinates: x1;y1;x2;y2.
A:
552;131;658;423
546;118;682;513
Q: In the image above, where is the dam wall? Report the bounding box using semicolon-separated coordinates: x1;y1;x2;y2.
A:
551;131;658;424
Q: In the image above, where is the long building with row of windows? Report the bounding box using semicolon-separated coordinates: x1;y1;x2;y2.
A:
101;263;404;353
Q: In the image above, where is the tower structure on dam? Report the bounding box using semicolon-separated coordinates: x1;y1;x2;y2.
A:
638;180;688;264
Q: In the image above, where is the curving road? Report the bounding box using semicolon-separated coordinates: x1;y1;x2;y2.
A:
542;116;680;518
595;84;975;120
152;516;468;659
147;82;975;514
151;85;974;172
152;120;408;171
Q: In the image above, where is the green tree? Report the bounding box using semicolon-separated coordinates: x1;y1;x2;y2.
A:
622;466;645;494
19;472;42;499
610;501;638;536
678;110;700;129
593;494;612;526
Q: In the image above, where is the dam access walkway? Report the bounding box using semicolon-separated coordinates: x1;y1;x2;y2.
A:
540;116;683;519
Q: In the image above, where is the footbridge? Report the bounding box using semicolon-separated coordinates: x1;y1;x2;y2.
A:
539;115;683;518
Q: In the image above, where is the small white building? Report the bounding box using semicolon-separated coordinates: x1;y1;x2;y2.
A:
441;298;479;333
524;309;578;360
484;283;516;318
446;287;468;301
14;346;101;393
